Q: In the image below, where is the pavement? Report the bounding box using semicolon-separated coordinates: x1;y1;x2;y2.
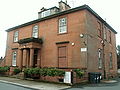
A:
65;78;120;90
0;76;70;90
0;76;119;90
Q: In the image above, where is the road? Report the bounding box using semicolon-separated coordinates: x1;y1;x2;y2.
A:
0;82;32;90
66;79;120;90
0;77;120;90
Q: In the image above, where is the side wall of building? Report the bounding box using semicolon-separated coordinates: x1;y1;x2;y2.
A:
85;10;117;77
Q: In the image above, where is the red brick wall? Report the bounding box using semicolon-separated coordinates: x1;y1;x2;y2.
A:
6;10;86;68
5;9;117;78
85;10;117;77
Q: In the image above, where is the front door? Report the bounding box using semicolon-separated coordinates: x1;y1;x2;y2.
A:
33;49;38;67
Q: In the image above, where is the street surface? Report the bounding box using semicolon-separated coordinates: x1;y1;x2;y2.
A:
65;78;120;90
0;76;120;90
0;82;32;90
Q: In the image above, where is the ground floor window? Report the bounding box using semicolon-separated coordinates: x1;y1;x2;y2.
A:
58;46;67;68
12;51;17;66
98;49;102;69
109;52;113;69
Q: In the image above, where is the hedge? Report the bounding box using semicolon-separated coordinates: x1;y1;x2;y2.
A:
74;69;84;78
24;68;65;77
0;66;10;73
13;68;21;74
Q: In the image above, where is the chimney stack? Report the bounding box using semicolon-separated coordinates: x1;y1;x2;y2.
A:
65;0;67;4
59;0;71;11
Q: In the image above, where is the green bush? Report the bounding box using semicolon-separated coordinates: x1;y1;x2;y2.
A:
24;68;30;74
24;68;65;77
32;68;40;75
0;66;10;72
39;68;48;76
56;70;65;76
74;69;84;78
14;68;21;74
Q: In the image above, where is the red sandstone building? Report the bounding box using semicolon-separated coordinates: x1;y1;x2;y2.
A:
3;1;117;81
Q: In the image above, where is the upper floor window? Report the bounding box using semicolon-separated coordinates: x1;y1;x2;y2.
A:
103;26;107;40
14;31;18;42
97;22;102;37
32;25;38;38
41;10;50;18
109;52;113;68
12;51;17;66
59;17;67;34
98;49;102;69
108;30;111;43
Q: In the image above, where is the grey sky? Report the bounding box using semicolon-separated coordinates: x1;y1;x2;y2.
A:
0;0;120;57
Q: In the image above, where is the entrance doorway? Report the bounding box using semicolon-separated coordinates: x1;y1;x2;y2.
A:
33;49;38;67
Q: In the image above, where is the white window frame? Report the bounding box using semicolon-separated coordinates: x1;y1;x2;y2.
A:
59;17;67;34
103;26;107;40
98;49;102;69
12;51;17;66
41;10;50;18
32;25;38;38
14;31;18;42
109;52;113;68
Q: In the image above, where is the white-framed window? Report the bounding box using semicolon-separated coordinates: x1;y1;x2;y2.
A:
109;52;113;68
41;10;50;18
59;17;67;34
14;31;18;42
98;49;102;69
32;25;38;38
103;26;107;40
12;51;17;66
97;22;102;37
108;30;111;43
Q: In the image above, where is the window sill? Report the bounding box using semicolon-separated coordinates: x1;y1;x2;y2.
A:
57;32;68;35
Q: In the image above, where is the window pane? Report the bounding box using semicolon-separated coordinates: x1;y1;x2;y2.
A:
14;31;18;42
12;52;17;66
109;53;112;68
108;30;111;43
103;26;107;40
32;25;38;38
41;10;50;18
59;18;67;34
98;49;102;68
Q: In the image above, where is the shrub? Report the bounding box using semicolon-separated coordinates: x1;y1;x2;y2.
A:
32;68;40;75
0;66;10;73
74;69;84;78
56;70;65;77
40;68;65;77
14;68;21;74
24;68;65;77
39;68;48;76
24;68;30;74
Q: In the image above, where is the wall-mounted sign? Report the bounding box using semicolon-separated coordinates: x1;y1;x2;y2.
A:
81;48;87;52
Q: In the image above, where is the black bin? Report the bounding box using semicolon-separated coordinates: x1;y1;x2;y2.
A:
88;72;101;84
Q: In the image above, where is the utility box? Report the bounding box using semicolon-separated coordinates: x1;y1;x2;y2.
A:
88;72;101;84
64;72;71;84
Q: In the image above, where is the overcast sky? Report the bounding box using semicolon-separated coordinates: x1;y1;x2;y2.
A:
0;0;120;57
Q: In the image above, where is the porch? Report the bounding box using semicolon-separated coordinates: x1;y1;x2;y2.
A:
17;37;43;68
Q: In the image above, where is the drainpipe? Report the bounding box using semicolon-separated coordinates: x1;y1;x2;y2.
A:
101;40;106;79
101;23;106;79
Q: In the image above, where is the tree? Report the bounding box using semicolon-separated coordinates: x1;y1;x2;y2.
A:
117;45;120;69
